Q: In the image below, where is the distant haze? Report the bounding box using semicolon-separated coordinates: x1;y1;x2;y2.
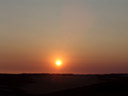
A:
0;0;128;74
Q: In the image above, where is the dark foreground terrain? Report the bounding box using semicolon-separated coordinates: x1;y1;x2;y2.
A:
0;74;128;96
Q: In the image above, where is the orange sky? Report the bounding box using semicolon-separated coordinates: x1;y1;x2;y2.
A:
0;0;128;74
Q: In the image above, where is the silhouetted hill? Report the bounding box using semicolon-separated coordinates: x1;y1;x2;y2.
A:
0;74;128;96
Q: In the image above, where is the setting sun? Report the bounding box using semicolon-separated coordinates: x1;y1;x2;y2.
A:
56;60;62;66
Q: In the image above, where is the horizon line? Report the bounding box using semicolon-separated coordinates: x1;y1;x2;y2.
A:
0;72;128;75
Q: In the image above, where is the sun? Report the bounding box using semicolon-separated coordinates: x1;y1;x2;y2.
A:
56;60;62;66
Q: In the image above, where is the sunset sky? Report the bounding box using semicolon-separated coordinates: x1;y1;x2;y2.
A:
0;0;128;74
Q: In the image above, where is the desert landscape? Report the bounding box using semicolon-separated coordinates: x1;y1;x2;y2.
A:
0;74;128;96
0;0;128;96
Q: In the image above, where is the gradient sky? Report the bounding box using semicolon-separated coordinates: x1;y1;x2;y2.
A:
0;0;128;74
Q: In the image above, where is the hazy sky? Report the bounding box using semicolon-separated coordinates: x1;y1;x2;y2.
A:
0;0;128;74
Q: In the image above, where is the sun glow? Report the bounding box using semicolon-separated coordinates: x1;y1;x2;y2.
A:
56;60;62;66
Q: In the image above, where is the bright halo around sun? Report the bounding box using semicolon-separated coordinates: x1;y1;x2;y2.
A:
56;60;62;66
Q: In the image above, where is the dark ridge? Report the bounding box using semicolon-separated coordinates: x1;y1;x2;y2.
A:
0;73;74;76
0;73;128;76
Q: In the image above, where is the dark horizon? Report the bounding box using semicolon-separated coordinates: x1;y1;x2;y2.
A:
0;72;128;75
0;73;128;96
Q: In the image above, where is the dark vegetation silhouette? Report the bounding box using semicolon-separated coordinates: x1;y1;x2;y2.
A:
0;74;128;96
